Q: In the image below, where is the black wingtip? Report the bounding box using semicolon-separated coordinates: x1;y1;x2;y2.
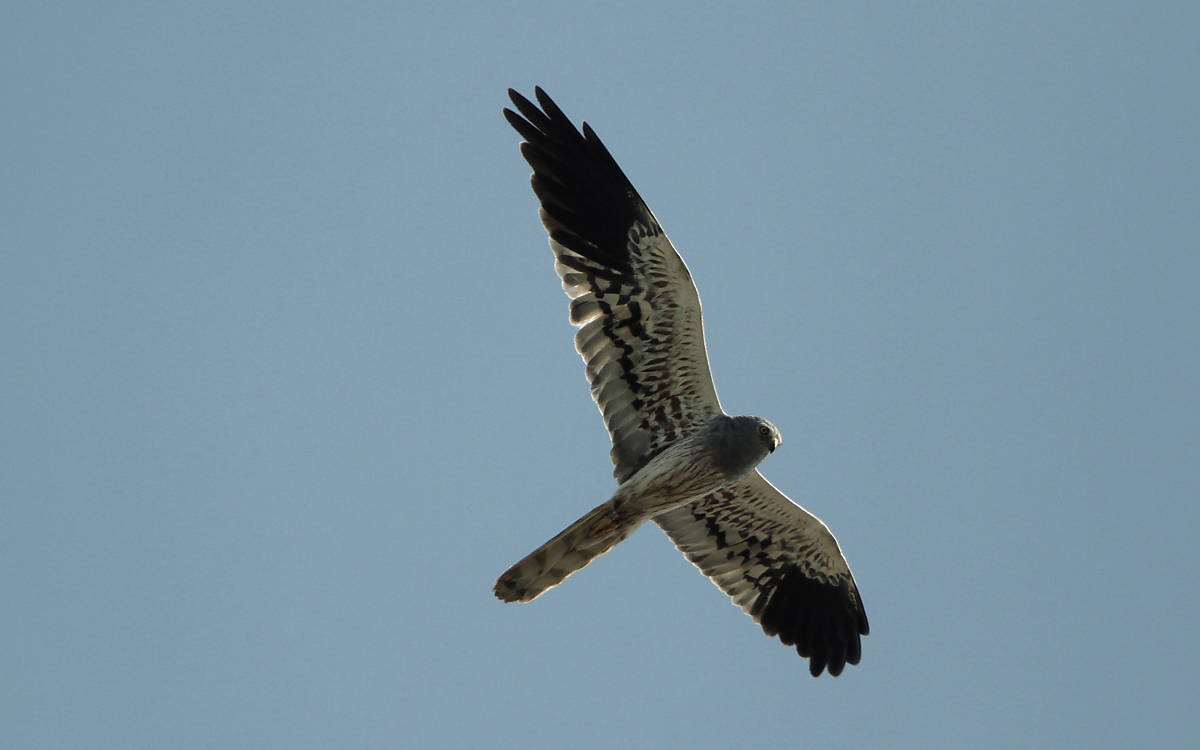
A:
533;86;567;122
502;86;654;273
753;566;867;677
508;87;533;109
505;108;542;143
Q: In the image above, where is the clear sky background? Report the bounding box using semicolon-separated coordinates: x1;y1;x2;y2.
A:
5;2;1198;748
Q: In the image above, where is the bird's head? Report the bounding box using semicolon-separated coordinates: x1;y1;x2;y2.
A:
708;415;783;480
727;415;782;453
754;417;783;454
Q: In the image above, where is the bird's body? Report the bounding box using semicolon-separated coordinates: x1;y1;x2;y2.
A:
495;415;780;602
496;87;868;677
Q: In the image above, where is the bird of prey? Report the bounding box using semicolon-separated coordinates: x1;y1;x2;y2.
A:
494;87;868;677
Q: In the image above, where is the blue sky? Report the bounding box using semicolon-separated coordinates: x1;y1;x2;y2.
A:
4;1;1198;748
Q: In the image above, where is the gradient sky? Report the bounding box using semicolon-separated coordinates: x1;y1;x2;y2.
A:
5;2;1199;748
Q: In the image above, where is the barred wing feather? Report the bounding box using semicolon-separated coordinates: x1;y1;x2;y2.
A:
505;88;724;483
655;471;869;677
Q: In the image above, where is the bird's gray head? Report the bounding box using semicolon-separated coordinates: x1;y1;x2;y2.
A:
706;415;783;481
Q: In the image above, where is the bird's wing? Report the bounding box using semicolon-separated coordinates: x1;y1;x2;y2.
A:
654;471;869;677
505;87;724;483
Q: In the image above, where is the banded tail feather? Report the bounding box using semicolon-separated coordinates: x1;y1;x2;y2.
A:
494;500;640;603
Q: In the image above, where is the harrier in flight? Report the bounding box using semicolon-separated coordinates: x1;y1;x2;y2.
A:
494;87;868;677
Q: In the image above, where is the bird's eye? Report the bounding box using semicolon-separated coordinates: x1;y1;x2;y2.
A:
758;425;770;435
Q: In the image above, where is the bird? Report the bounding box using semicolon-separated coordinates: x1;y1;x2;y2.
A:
495;87;868;677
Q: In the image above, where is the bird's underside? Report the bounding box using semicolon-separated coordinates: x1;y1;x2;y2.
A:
496;86;868;678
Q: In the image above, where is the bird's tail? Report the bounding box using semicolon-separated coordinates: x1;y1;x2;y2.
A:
493;500;640;603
